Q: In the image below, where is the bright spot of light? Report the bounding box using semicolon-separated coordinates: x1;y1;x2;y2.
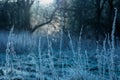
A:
39;0;54;6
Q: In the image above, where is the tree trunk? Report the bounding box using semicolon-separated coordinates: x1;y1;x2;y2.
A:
105;0;114;36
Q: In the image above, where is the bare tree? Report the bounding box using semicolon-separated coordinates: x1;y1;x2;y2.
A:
0;0;58;33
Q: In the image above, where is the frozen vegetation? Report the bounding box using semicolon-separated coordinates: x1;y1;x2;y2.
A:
0;9;120;80
0;27;119;80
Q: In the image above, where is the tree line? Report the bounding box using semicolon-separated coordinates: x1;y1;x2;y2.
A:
0;0;120;39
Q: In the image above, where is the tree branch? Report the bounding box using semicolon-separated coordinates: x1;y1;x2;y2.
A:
31;7;58;33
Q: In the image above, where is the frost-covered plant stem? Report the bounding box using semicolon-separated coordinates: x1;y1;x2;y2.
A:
77;26;83;68
37;37;44;80
109;8;117;80
59;30;63;56
78;26;83;55
84;50;89;71
59;30;64;77
96;41;102;77
101;36;107;79
5;26;15;79
68;31;75;57
47;35;58;79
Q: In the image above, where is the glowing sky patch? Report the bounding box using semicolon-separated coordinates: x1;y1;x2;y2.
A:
40;0;54;5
